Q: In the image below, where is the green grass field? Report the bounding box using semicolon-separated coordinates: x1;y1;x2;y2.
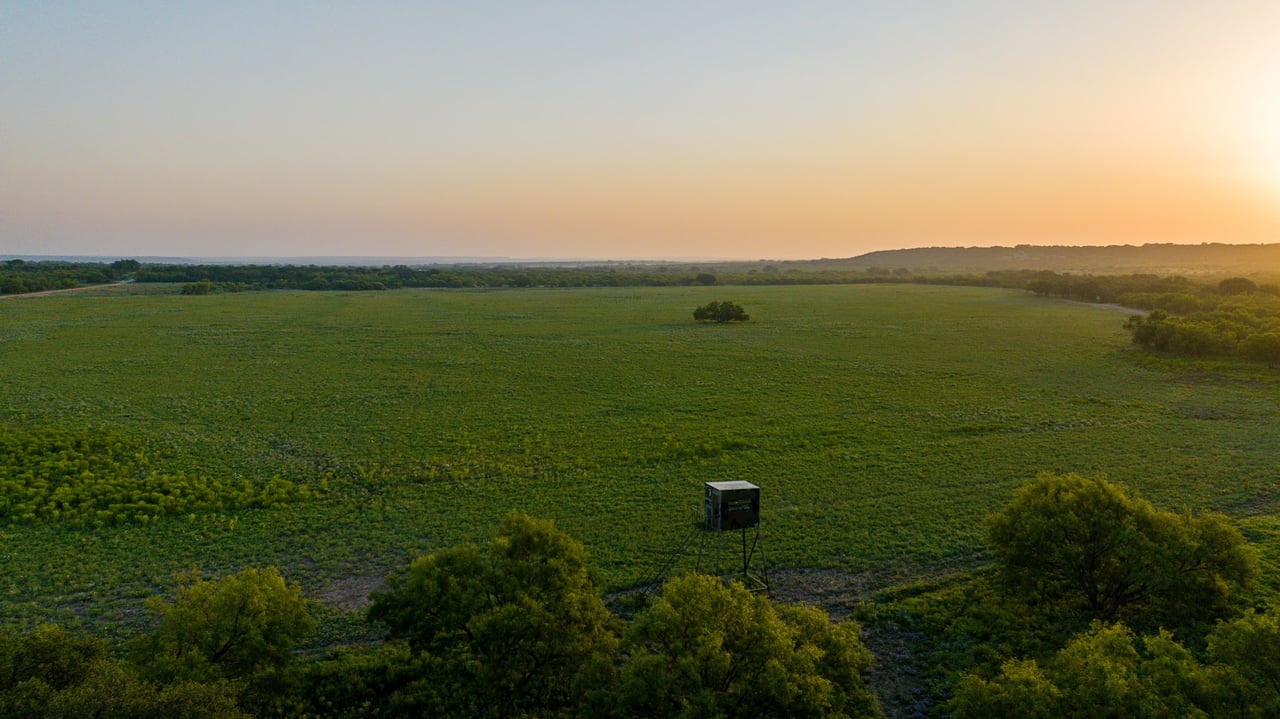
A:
2;284;1278;632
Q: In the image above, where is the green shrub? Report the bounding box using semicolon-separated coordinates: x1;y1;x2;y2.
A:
693;300;749;323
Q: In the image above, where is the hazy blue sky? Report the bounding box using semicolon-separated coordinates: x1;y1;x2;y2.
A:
4;2;1280;259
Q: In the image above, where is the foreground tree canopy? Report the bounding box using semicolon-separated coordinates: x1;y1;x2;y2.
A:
133;566;315;683
367;512;618;717
986;472;1258;629
951;613;1280;718
0;625;245;719
1;481;1271;717
366;511;879;718
601;573;880;718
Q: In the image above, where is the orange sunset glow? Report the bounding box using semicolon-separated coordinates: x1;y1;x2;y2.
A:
3;2;1280;259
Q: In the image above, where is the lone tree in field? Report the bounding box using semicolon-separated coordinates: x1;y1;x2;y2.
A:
694;300;749;323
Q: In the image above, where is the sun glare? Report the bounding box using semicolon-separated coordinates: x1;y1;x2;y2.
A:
1248;68;1280;196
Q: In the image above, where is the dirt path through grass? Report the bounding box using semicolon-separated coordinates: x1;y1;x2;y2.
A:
0;281;130;300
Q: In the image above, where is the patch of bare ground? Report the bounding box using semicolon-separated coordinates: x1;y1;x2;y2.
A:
1172;371;1268;389
770;556;985;616
769;558;986;719
768;567;878;619
317;574;385;612
1052;298;1146;315
769;568;940;718
862;623;936;719
1226;495;1280;518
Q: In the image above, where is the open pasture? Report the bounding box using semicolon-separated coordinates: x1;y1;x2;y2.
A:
2;284;1278;630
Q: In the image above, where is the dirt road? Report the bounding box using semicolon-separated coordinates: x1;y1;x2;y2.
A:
0;281;130;300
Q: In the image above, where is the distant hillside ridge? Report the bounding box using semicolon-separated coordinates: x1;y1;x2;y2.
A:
847;243;1280;275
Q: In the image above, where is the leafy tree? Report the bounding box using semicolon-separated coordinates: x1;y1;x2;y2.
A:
598;573;881;718
951;616;1280;719
240;642;431;718
1123;311;1236;356
1206;607;1280;713
1217;277;1258;295
1242;332;1280;367
693;300;750;323
949;658;1062;719
951;623;1209;719
0;625;245;719
986;473;1257;629
694;272;717;285
368;511;618;718
133;567;315;683
0;624;105;695
1047;623;1161;717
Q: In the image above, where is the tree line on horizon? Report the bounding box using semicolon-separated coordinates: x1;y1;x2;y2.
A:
0;259;138;295
850;242;1280;274
1016;271;1280;365
0;257;989;295
147;262;927;292
8;257;1280;366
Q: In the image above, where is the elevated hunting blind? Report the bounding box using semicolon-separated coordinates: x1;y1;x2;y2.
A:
704;480;760;531
633;480;768;600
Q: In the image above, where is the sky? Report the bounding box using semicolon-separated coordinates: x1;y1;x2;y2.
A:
4;1;1280;261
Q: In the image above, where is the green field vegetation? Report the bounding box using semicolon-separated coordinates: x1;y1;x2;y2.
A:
2;284;1279;635
0;425;310;528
